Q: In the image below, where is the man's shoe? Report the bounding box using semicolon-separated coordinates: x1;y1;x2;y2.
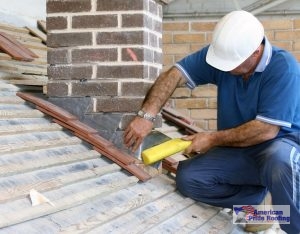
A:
244;192;273;233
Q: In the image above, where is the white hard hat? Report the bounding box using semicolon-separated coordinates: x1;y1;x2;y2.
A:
206;10;264;71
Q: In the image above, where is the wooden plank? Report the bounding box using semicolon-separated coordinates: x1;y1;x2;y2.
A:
0;96;24;104
0;28;42;43
0;176;138;229
0;50;47;63
5;79;47;86
0;123;62;135
0;54;46;65
0;150;100;177
58;175;176;234
37;20;47;34
0;61;46;76
19;39;47;51
25;27;47;44
0;52;11;60
0;109;44;119
0;136;81;154
0;22;29;34
190;209;234;234
0;160;121;204
143;203;221;234
87;192;196;234
0;81;20;89
1;74;47;82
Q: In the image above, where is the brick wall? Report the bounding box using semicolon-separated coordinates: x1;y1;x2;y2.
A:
163;17;300;131
46;0;163;139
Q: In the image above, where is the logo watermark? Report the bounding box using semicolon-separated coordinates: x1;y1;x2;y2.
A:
233;205;290;224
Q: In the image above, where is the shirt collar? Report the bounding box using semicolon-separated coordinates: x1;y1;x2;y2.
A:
255;37;272;72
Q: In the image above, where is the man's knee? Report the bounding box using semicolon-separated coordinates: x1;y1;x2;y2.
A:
175;159;210;199
176;160;194;197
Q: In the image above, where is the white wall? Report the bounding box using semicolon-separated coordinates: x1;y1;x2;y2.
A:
0;0;46;27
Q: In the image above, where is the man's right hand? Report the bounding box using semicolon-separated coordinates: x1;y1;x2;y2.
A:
123;117;153;152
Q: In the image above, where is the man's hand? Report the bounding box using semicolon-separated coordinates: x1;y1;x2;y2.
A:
123;117;153;152
183;132;215;155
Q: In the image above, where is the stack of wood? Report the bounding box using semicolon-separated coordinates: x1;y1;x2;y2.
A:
0;20;47;86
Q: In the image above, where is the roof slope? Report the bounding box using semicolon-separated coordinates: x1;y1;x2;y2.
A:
0;80;240;233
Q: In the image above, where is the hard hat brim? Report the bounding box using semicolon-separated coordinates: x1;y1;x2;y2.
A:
206;45;243;72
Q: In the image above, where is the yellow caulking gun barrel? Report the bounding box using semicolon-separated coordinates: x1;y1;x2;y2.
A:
141;138;192;165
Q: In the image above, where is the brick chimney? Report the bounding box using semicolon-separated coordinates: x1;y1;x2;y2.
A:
46;0;163;144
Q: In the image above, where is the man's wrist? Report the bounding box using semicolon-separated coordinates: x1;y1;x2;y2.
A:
137;110;156;123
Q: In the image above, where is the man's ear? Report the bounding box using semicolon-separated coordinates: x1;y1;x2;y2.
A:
252;45;263;58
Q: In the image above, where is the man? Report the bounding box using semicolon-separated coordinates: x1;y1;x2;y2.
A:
124;10;300;233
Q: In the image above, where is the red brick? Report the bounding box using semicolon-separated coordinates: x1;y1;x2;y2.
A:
121;48;149;62
173;33;205;44
163;44;190;55
163;33;173;44
47;0;91;13
275;30;300;41
48;32;92;48
171;87;191;98
97;65;145;79
121;48;161;64
95;97;144;112
48;48;70;64
191;109;217;119
72;15;118;29
149;32;160;48
261;19;293;30
174;98;207;109
96;31;146;45
149;66;161;80
192;84;217;97
122;14;149;28
47;82;69;97
121;81;153;96
191;21;216;32
163;22;189;31
72;48;117;63
71;81;118;96
295;19;300;29
46;16;67;30
48;65;93;80
97;0;145;11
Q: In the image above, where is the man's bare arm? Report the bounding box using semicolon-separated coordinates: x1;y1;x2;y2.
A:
184;119;280;154
124;66;186;151
142;66;186;116
213;120;280;147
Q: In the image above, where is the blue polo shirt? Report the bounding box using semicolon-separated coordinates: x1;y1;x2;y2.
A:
175;38;300;137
